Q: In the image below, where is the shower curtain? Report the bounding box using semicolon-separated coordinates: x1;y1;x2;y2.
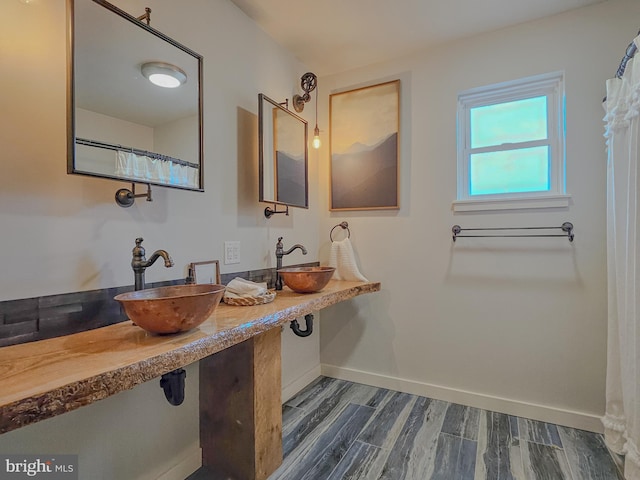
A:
603;35;640;480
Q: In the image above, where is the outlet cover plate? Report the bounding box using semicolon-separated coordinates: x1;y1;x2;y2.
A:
224;241;240;265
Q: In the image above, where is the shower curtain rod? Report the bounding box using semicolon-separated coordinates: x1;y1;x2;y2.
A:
614;29;640;79
75;137;199;169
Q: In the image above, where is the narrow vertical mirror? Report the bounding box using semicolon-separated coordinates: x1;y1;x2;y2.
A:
259;94;308;210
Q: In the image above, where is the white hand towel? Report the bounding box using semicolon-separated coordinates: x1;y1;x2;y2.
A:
329;237;368;282
225;277;268;299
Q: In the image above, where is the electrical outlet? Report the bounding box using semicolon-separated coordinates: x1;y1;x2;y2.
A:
224;241;240;265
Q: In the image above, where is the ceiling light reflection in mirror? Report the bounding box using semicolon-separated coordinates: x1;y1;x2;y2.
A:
141;61;187;88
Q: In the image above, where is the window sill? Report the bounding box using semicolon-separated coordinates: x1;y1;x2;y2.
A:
452;194;571;212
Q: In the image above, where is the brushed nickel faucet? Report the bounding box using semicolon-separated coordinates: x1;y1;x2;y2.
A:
275;236;307;290
131;237;174;291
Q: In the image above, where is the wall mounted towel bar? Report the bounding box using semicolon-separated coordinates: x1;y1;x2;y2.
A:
452;222;574;242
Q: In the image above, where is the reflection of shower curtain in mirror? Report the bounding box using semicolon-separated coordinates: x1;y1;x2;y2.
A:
603;35;640;480
115;151;198;188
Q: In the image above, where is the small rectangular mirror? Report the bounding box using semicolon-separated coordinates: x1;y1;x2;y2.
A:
259;94;308;209
68;0;204;190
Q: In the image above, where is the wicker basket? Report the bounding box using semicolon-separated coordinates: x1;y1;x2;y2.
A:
223;290;276;306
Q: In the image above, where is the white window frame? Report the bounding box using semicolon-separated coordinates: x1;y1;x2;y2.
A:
453;71;569;212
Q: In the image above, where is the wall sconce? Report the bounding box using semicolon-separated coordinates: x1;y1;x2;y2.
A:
292;72;317;113
141;62;187;88
292;72;321;149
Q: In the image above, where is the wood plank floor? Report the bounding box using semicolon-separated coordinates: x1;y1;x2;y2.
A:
188;377;623;480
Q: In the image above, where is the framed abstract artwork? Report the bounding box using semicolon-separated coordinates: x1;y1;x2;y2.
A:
329;80;400;211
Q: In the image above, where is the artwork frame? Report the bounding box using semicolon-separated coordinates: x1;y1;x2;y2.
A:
188;260;221;285
329;80;400;211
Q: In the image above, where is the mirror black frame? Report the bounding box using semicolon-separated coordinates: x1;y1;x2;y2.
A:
258;93;309;210
66;0;204;191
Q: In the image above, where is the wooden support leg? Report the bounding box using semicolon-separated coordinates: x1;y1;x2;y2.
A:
199;328;282;480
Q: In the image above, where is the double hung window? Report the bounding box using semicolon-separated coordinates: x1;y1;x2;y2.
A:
455;72;568;211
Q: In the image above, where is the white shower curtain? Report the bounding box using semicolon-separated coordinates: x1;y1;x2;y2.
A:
115;151;199;188
603;35;640;480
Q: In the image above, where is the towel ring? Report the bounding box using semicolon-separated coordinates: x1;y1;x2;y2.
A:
330;221;351;242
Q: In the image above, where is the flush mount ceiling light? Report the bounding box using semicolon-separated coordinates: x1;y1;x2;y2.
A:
141;62;187;88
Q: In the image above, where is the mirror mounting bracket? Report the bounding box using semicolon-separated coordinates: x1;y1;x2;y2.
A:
136;7;151;26
115;183;153;208
264;204;289;219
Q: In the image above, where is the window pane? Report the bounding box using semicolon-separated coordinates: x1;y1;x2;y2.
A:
470;146;550;195
470;96;548;149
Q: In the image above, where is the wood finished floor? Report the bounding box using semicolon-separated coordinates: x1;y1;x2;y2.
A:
188;376;623;480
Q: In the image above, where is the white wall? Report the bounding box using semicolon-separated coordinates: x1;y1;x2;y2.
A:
0;0;319;478
319;0;640;432
154;115;199;166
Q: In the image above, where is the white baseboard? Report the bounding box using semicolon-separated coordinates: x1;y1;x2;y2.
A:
156;445;202;480
321;364;604;434
282;365;322;403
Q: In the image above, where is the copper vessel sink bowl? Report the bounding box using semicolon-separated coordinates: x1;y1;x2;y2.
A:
277;266;335;293
114;284;226;334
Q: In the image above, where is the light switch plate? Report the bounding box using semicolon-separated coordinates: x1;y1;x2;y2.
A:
224;241;240;265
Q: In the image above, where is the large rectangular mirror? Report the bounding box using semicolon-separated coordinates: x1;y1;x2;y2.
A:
259;94;308;209
68;0;204;190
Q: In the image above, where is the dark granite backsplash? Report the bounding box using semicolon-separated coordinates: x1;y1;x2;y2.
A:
0;262;318;348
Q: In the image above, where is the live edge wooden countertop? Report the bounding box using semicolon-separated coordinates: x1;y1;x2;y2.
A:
0;280;380;434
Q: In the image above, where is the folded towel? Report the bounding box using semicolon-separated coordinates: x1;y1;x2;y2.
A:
328;237;368;282
224;277;268;299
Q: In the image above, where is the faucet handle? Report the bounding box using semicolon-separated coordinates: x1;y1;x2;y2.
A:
133;237;145;258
